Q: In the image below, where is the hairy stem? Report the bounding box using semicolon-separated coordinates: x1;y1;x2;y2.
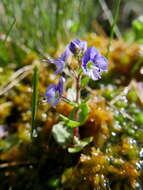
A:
76;74;81;104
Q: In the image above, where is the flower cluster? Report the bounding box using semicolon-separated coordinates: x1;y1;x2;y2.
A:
43;39;108;107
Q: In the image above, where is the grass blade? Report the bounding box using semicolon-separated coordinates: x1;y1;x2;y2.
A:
31;66;39;138
131;58;143;73
106;0;121;58
3;17;16;45
99;0;121;39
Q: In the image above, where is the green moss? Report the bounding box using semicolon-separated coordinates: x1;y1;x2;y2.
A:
115;99;128;108
135;129;143;142
127;89;138;102
135;113;143;125
47;177;60;188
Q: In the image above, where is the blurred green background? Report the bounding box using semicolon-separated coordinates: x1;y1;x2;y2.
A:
1;0;143;56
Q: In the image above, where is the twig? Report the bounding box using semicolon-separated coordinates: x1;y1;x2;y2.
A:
0;70;31;96
85;86;134;121
10;65;33;81
110;86;131;105
107;102;134;122
0;161;36;171
0;65;33;94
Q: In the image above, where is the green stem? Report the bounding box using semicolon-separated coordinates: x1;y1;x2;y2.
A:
31;66;39;139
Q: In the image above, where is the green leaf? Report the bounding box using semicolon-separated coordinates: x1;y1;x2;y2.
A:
52;122;73;146
68;102;89;124
79;136;93;145
81;76;90;87
79;102;89;124
59;114;80;128
68;136;93;153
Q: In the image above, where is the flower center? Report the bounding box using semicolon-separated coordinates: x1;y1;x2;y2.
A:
55;91;60;99
87;61;94;70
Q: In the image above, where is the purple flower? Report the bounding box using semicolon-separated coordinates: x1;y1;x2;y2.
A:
69;39;87;55
81;47;108;80
43;48;70;74
45;77;64;107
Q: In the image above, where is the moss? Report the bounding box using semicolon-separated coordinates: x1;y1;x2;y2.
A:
0;35;143;190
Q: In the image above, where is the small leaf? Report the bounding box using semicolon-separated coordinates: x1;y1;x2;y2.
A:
68;146;83;153
81;76;90;87
80;136;93;145
68;136;93;153
73;136;81;144
52;122;73;146
68;103;89;124
79;102;89;124
59;114;80;128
